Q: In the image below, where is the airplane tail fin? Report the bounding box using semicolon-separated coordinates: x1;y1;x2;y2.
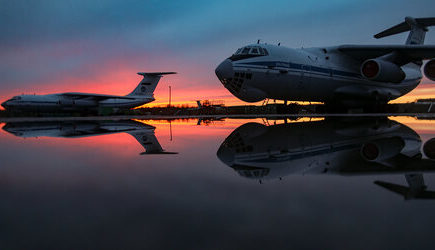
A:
127;130;178;155
127;72;176;97
374;17;435;45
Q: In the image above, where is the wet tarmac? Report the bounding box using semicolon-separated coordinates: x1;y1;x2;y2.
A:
1;116;435;249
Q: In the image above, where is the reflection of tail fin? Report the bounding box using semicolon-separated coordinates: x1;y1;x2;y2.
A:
127;72;176;97
374;17;435;45
128;130;177;155
375;174;435;200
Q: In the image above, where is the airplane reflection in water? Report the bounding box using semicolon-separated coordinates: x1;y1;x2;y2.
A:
217;118;435;200
2;120;177;155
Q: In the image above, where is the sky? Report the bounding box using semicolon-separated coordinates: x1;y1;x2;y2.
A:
1;0;435;108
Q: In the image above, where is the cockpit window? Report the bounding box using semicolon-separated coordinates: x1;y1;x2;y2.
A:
234;46;268;56
241;47;250;54
260;48;269;55
11;96;21;101
230;46;269;61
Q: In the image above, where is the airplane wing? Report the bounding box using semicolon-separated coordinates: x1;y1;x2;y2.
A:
61;92;137;101
337;45;435;62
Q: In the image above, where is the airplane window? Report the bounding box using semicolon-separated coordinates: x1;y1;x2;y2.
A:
262;48;269;55
241;47;250;54
229;46;268;61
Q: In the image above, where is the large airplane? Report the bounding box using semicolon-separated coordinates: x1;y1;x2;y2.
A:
215;17;435;107
1;72;176;112
217;117;435;200
2;120;177;155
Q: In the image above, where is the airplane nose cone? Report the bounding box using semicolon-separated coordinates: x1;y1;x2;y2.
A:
216;144;235;166
215;59;234;81
1;101;8;109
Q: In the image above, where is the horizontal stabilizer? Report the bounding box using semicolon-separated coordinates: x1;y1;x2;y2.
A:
140;151;178;155
374;180;435;200
137;72;177;76
374;17;435;39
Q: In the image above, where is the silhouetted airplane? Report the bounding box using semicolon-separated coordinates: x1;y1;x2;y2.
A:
217;117;435;200
2;120;177;155
1;72;176;112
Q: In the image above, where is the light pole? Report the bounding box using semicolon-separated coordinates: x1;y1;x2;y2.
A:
169;85;172;107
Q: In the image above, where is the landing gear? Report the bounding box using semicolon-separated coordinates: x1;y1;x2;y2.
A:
322;98;390;113
362;102;388;113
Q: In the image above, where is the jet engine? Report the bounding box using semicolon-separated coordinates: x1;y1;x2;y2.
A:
424;59;435;81
360;137;405;162
360;59;405;83
423;138;435;159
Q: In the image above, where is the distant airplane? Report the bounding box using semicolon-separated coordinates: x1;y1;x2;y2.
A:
2;120;177;155
215;17;435;107
217;117;435;200
1;72;176;112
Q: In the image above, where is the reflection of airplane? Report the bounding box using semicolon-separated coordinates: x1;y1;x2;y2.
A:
215;17;435;107
2;120;177;155
375;175;435;200
217;118;435;200
1;72;176;112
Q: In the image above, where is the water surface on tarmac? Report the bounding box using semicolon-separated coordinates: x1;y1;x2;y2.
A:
1;116;435;250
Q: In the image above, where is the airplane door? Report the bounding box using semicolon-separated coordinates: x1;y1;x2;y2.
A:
59;97;74;107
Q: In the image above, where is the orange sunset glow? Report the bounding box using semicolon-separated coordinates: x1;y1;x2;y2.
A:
2;60;435;110
2;72;435;110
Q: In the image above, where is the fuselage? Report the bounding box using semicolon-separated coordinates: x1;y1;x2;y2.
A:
2;120;155;138
1;94;153;112
215;44;422;105
217;118;434;181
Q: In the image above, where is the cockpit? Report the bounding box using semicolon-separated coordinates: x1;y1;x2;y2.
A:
229;46;269;61
232;165;270;179
10;96;22;101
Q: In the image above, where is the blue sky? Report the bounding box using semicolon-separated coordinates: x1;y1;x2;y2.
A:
1;0;435;104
